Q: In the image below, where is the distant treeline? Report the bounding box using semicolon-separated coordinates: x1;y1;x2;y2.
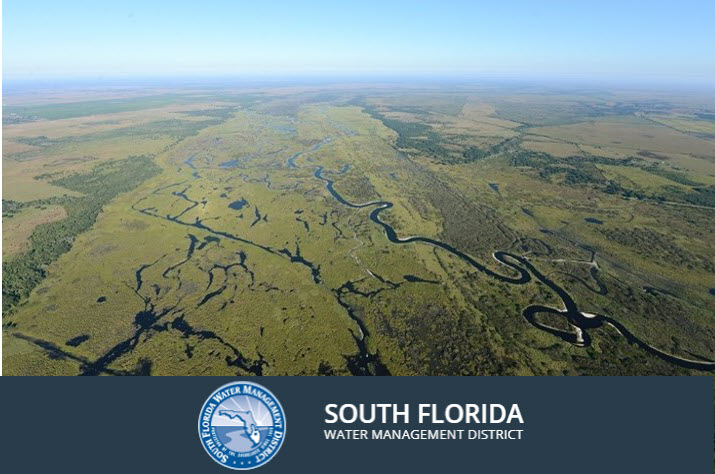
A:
2;155;161;314
509;149;714;207
2;93;261;122
360;103;493;165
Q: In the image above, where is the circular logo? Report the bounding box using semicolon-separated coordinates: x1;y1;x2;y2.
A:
198;382;286;470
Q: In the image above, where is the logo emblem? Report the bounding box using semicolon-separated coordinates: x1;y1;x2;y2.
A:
198;382;286;470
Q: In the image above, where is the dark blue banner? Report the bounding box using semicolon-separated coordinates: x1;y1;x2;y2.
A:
0;377;712;473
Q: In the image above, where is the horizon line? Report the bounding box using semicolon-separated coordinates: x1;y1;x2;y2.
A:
3;72;715;92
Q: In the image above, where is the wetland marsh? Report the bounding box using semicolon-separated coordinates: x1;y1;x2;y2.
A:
3;84;715;375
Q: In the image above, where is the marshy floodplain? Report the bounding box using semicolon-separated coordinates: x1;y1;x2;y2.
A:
3;84;715;375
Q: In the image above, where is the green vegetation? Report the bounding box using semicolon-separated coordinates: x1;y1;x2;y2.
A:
179;107;240;119
362;103;494;164
3;94;201;121
461;146;491;162
15;136;56;147
510;149;611;185
2;200;24;219
661;185;715;207
506;148;715;210
643;166;702;186
599;227;714;272
14;119;225;151
3;93;262;123
363;104;449;157
3;86;714;376
2;156;160;313
694;112;715;121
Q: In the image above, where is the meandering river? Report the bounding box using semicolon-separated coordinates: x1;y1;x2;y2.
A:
302;149;714;372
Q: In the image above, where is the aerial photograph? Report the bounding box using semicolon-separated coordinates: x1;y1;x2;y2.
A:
2;1;714;376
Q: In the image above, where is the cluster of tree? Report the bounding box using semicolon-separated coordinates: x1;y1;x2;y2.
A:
461;146;490;162
15;135;56;147
563;167;605;185
362;104;497;165
660;185;715;207
599;226;713;273
2;155;161;314
694;112;715;121
14;118;228;158
361;104;451;158
179;107;239;120
603;180;646;200
509;149;554;168
2;199;24;218
643;166;701;186
508;149;715;208
2;113;36;125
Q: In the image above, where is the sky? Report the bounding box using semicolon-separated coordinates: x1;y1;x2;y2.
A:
3;0;715;84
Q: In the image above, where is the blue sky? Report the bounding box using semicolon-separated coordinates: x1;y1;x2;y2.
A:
3;0;715;83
